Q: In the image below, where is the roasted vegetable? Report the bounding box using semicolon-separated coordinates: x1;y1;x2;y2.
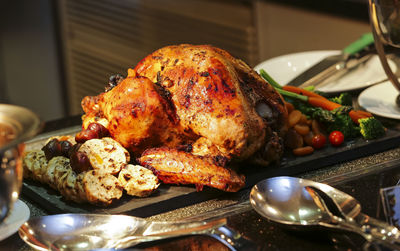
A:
359;117;386;140
312;134;326;149
328;92;353;106
325;107;360;139
259;70;372;123
329;131;345;146
259;69;386;141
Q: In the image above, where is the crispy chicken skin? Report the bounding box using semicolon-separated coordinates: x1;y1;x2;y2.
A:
138;147;245;192
135;44;287;161
81;44;288;192
81;76;196;156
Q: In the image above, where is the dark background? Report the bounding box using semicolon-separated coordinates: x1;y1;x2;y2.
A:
0;0;371;121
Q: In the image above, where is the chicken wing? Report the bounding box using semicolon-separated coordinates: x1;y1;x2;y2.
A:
138;147;245;192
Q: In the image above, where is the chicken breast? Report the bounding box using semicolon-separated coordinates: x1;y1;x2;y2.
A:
134;44;288;162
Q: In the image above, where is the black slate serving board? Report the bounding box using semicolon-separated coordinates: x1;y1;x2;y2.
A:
21;122;400;217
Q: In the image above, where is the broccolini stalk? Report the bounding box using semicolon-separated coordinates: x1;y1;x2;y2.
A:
258;69;385;140
277;89;308;102
259;69;283;89
303;86;315;91
258;69;372;123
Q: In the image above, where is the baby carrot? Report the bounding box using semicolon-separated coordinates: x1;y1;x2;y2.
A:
307;97;341;111
258;70;372;124
349;110;373;124
282;86;324;99
308;97;371;123
282;86;372;123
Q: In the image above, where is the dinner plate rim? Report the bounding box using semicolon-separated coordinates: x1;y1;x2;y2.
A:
0;199;30;241
358;81;400;120
254;50;396;93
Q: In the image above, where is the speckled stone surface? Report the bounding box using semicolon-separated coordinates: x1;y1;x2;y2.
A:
5;111;400;250
2;139;399;250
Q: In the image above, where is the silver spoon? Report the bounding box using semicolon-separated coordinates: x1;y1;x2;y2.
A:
19;213;256;250
250;176;400;249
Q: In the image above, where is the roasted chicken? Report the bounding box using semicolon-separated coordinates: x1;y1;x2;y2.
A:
81;44;288;192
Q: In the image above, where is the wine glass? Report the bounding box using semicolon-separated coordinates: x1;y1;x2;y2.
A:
369;0;400;103
0;104;41;223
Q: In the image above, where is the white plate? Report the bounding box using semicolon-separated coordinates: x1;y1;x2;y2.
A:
358;81;400;120
254;50;397;93
0;200;30;241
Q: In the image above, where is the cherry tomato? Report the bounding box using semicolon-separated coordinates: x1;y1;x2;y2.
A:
311;134;326;149
329;131;344;147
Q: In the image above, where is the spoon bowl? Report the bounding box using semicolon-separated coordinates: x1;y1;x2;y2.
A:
19;213;256;250
250;176;325;227
19;214;151;250
250;176;400;249
250;176;360;228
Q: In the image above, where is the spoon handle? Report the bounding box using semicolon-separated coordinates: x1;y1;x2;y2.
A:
208;225;258;251
332;218;399;251
116;218;257;250
333;213;400;250
354;213;400;247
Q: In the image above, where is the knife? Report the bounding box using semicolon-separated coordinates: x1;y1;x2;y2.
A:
288;33;375;88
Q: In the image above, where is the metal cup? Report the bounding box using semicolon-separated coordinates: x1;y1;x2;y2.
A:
369;0;400;92
0;104;41;223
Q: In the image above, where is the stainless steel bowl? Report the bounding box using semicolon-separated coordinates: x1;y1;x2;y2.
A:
0;104;42;223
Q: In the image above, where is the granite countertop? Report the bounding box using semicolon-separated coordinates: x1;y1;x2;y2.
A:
4;132;400;250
